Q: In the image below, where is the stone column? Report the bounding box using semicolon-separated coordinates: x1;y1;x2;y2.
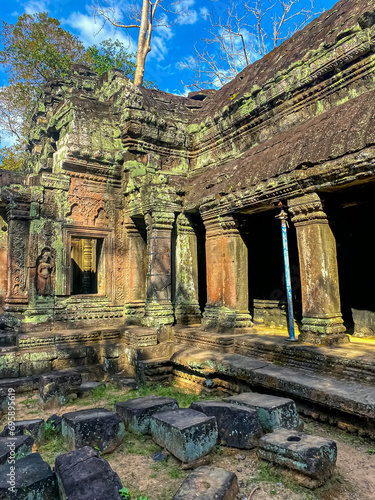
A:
174;213;201;324
123;216;147;323
5;205;31;311
202;214;252;332
142;211;175;328
288;193;347;344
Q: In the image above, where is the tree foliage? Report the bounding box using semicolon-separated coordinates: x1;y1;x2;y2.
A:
0;13;138;171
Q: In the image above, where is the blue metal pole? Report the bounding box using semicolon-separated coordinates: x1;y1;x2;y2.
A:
276;204;296;341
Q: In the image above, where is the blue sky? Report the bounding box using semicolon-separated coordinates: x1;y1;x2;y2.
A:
1;0;338;96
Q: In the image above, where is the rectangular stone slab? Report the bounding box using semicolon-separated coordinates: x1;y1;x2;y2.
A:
172;466;239;500
39;370;82;409
0;452;58;499
0;435;34;465
1;418;45;443
116;395;179;434
258;428;337;487
151;408;218;463
223;392;303;432
55;446;123;499
62;408;125;454
190;400;261;449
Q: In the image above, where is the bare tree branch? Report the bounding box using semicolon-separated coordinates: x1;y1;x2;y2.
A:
181;0;322;91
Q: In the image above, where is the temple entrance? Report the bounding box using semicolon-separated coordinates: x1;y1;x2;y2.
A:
323;182;375;335
242;209;301;328
71;237;104;295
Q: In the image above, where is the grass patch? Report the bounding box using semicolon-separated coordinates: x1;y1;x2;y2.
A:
38;433;69;466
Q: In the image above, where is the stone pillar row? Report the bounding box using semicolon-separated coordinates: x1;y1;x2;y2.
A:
124;193;347;345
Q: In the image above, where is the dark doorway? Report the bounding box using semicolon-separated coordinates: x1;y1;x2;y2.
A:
242;209;301;323
323;182;375;332
71;237;104;295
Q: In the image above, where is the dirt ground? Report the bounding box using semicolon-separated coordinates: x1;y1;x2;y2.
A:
3;386;375;500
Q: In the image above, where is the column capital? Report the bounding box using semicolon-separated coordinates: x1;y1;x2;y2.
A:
176;213;196;235
202;213;240;238
288;193;327;226
146;211;175;232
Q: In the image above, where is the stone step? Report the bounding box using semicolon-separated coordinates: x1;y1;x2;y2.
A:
137;357;173;385
171;347;375;437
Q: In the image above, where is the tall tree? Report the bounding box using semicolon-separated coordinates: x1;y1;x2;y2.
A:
0;14;138;170
181;0;319;90
92;0;186;87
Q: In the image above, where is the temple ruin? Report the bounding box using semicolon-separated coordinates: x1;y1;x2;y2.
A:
0;0;375;427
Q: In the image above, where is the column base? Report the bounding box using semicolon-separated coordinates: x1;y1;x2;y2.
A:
142;302;174;328
124;301;145;325
175;303;202;325
202;306;253;332
299;316;348;345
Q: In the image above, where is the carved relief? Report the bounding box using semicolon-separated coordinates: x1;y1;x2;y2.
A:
36;247;55;296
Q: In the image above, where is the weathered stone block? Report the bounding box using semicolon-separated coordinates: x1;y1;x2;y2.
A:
150;409;218;463
77;381;105;398
352;308;375;337
1;418;45;443
172;466;239;500
62;408;125;453
39;370;82;409
46;414;62;434
0;453;59;500
55;446;123;500
223;392;303;432
0;435;34;465
258;428;337;488
190;400;261;449
116;395;178;434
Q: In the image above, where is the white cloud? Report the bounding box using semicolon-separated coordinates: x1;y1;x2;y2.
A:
175;0;198;25
200;7;210;21
64;11;137;52
21;0;50;15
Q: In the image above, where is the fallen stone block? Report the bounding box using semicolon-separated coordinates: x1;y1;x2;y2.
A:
39;370;82;409
0;389;8;417
55;446;123;500
223;392;303;432
62;408;125;453
151;408;218;464
172;466;239;500
116;395;178;434
0;452;58;499
111;374;138;391
190;400;261;449
0;435;34;465
46;414;62;434
258;428;337;488
1;418;45;443
77;381;105;398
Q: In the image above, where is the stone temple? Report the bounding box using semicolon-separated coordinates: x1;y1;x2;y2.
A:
0;0;375;428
